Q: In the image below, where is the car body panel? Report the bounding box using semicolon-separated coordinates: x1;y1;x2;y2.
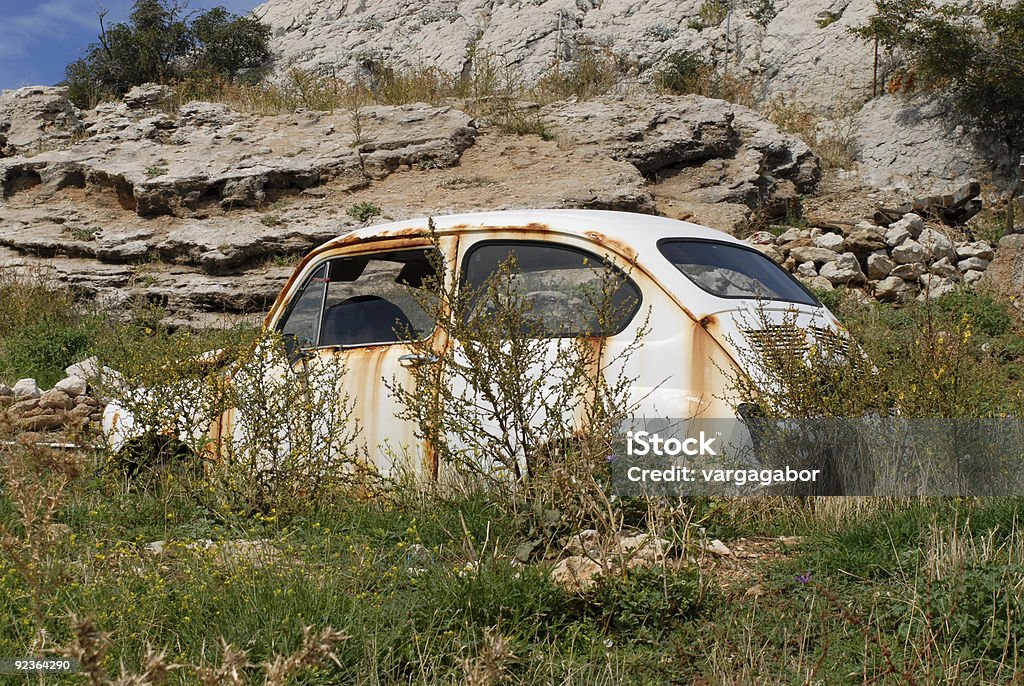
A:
105;210;843;478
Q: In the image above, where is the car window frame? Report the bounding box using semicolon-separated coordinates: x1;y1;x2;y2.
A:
460;238;644;339
276;246;443;349
656;237;822;307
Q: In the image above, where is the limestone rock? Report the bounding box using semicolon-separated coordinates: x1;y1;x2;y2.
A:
956;241;994;261
565;529;600;556
12;378;41;399
123;83;174;111
919;274;958;301
0;384;11;397
807;275;834;291
0;86;83;156
9;397;39;414
890;262;926;280
753;244;784;264
891;213;925;238
790;246;839;266
39;389;73;411
541;94;819;222
65;357;101;380
703;539;732;557
854;95;983;192
891;240;927;265
979;234;1024;299
918;228;956;262
797;261;817;277
885;225;911;248
814;232;845;252
929;257;960;280
550;556;604;592
776;228;804;244
616;534;669;562
1;103;479;219
963;269;986;286
845;228;886;255
875;276;917;302
819;252;865;285
866;251;893;280
17;413;65;432
957;256;991;272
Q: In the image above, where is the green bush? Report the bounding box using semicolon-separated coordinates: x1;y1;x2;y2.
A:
63;0;270;107
655;50;713;95
587;565;704;635
854;0;1024;164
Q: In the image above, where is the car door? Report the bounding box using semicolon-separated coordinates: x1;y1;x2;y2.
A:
271;235;457;478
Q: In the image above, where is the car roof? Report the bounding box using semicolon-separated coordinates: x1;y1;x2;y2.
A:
322;209;746;251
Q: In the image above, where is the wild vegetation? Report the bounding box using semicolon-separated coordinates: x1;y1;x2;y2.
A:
63;0;271;108
853;0;1024;166
2;267;1024;683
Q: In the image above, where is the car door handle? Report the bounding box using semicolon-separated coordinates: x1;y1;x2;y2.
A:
399;353;440;367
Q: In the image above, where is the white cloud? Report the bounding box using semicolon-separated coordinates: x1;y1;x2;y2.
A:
0;0;101;59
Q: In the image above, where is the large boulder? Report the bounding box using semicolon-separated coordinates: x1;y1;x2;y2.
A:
541;93;819;232
0;86;83;156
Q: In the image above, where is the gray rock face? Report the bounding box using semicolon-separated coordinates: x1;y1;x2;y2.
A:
919;273;958;301
956;241;994;261
929;257;960;280
890;213;925;239
257;0;877;108
884;225;911;248
890;262;926;281
541;94;819;231
0;86;83;156
123;84;175;111
814;232;845;252
957;256;991;272
256;0;987;192
1;100;479;219
853;94;983;192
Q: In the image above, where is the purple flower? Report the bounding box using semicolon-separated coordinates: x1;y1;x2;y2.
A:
606;453;619;463
795;570;813;585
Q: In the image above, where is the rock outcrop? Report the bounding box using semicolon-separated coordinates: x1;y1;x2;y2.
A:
0;85;820;321
254;0;988;193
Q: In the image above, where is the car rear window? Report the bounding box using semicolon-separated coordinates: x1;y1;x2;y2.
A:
658;239;819;306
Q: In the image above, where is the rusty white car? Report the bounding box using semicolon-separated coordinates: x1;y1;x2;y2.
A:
104;209;845;477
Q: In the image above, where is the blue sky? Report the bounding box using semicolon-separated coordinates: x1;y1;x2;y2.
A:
0;0;263;90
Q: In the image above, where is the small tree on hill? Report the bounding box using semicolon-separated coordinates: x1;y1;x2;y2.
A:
854;0;1024;169
63;0;271;108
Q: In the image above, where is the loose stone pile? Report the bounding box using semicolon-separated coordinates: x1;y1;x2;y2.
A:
747;212;994;302
0;358;104;434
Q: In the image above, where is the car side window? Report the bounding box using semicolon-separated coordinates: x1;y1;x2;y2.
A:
280;263;328;348
278;249;439;348
461;241;642;337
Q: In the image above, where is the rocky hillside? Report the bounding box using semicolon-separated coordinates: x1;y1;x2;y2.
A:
254;0;985;192
0;84;823;325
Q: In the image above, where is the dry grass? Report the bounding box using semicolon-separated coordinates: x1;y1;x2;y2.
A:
764;94;861;169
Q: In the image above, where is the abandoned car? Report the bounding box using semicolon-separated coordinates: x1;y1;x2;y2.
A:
104;209;846;478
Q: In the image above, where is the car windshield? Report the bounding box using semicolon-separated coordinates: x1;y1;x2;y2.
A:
659;239;819;306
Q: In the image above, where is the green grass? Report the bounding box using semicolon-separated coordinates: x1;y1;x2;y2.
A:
3;275;1024;684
